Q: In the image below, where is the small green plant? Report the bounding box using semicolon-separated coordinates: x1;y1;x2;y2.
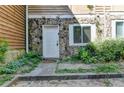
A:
0;39;8;63
78;48;92;64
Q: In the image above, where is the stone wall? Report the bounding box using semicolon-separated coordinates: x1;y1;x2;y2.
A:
5;49;25;63
104;14;124;38
28;14;124;58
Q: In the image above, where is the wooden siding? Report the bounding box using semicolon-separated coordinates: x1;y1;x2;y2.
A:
0;5;25;49
28;5;112;15
29;5;124;15
28;5;72;15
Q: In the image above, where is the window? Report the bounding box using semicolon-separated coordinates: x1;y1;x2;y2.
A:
112;20;124;38
69;24;96;46
83;26;91;43
73;26;81;43
116;22;124;38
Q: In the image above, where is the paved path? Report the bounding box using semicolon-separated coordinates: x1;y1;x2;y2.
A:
10;62;124;87
26;63;57;76
12;78;124;87
25;62;124;76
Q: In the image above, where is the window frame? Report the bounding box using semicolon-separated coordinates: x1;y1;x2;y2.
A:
112;20;124;38
69;24;96;46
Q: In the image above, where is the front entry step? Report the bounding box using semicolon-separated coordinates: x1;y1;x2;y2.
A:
42;58;59;63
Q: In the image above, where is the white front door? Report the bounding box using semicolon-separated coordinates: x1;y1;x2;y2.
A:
43;25;59;58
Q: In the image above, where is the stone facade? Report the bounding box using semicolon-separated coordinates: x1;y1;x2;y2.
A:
5;49;25;63
28;14;124;58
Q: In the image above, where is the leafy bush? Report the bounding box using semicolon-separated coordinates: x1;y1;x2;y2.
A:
78;39;124;63
85;42;97;56
0;39;8;62
96;39;122;62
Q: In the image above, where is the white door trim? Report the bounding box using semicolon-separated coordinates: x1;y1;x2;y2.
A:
42;25;60;58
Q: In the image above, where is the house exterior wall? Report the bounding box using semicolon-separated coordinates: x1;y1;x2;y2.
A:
0;5;26;49
111;5;124;11
0;5;26;62
28;5;124;58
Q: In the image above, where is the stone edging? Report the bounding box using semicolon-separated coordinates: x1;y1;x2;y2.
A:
2;73;124;87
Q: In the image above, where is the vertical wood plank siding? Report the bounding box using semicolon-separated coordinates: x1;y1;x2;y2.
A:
0;5;25;49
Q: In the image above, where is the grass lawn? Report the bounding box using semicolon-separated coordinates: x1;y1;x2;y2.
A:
55;62;124;74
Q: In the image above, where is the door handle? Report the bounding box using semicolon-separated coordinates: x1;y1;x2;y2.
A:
56;41;58;46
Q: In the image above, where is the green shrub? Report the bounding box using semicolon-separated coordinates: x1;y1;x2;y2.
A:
96;39;122;62
78;39;124;63
0;39;8;62
85;42;97;56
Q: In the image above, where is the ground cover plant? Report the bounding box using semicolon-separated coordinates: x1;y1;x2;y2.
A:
0;51;42;85
0;52;42;74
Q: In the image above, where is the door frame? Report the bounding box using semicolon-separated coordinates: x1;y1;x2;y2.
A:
42;25;60;58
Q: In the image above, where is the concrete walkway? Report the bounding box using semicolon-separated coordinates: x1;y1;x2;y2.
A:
26;63;57;76
25;63;95;76
25;62;124;76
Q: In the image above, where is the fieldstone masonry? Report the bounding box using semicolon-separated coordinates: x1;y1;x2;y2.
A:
28;14;124;58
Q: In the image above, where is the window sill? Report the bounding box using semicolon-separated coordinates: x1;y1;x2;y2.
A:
69;43;88;46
